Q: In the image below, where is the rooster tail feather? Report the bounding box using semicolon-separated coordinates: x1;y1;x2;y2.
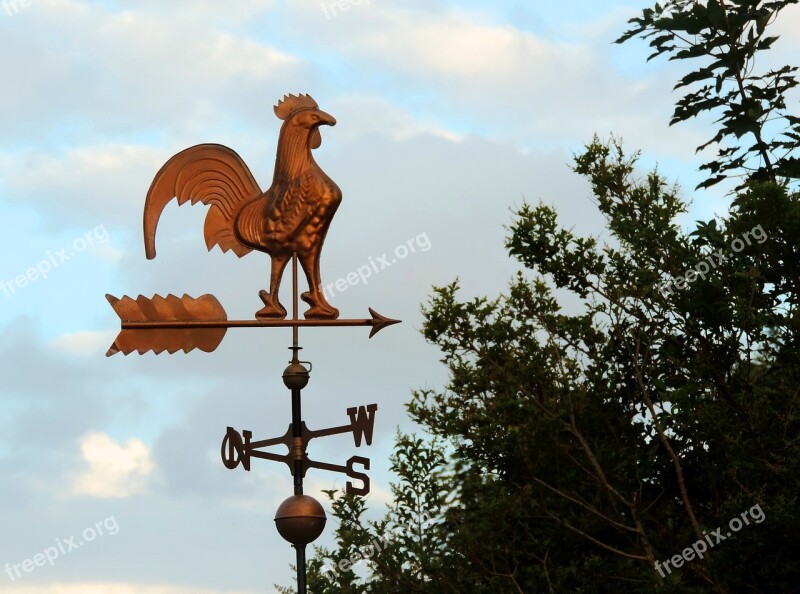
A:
204;206;251;257
143;144;261;259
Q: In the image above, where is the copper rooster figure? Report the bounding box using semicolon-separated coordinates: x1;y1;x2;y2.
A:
143;93;341;320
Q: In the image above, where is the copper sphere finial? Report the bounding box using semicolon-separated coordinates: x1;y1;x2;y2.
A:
274;495;327;545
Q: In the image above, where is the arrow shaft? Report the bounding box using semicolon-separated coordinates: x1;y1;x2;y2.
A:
121;318;377;329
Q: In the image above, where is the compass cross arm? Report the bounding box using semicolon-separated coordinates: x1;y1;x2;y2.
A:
304;455;371;496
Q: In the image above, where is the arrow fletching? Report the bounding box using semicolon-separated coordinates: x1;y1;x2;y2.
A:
106;294;228;356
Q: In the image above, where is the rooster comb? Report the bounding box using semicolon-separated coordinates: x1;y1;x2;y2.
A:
274;93;319;120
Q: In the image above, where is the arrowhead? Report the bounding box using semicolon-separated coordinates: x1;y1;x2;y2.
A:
367;308;401;338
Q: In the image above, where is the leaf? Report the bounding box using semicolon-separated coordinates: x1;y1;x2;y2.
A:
758;35;780;50
696;175;727;190
675;66;718;90
707;0;726;28
618;0;800;188
756;13;770;35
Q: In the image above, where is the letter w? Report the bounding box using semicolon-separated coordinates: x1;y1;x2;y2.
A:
347;404;378;447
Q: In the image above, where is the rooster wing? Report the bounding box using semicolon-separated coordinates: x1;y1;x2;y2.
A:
143;143;262;259
245;173;337;252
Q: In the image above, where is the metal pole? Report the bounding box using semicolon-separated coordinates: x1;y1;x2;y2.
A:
291;385;304;497
291;382;307;593
292;252;299;349
290;253;307;594
296;544;307;594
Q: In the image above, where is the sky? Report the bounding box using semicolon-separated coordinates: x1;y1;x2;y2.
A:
0;0;798;592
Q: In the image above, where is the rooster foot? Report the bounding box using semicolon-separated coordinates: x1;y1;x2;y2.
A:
301;291;339;320
256;289;287;319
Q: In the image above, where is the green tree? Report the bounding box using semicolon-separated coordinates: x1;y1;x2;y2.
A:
616;0;800;188
292;2;800;592
278;432;451;593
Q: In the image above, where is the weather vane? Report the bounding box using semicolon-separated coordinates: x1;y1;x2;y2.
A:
106;93;400;594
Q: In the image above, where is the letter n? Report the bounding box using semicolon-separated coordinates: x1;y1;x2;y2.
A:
347;404;377;446
221;427;251;471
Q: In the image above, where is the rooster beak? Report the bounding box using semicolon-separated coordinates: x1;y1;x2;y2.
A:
316;110;337;126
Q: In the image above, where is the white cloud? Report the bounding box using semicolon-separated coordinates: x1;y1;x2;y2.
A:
2;144;166;226
361;481;393;508
325;94;465;143
772;2;800;49
294;2;594;94
351;9;583;83
71;432;154;498
279;1;706;159
50;331;117;357
0;0;301;145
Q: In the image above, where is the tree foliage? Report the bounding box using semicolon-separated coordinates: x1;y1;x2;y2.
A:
616;0;800;188
277;432;451;593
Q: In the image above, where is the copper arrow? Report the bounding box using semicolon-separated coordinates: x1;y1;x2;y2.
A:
107;294;400;356
116;306;399;334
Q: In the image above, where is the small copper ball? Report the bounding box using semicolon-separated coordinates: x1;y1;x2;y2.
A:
274;495;327;545
282;361;310;390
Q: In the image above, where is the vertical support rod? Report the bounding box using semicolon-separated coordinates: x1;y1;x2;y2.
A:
292;252;299;349
290;251;306;593
291;384;307;592
296;544;307;594
292;385;303;497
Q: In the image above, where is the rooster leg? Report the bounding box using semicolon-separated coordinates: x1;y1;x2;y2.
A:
256;254;289;319
299;252;339;320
